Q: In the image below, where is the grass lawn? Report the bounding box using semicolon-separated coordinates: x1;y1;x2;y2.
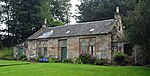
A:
0;60;150;76
0;60;30;66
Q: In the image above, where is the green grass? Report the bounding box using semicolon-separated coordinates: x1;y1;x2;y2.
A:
0;60;30;66
0;60;150;76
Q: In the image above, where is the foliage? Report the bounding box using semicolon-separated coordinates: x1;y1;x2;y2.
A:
76;0;127;23
39;57;49;63
49;58;58;63
19;54;27;61
51;20;64;27
62;59;71;63
0;48;13;59
124;0;150;52
78;53;96;64
113;51;128;65
35;55;44;62
94;58;109;65
50;0;71;24
70;57;82;64
0;0;51;47
0;0;71;47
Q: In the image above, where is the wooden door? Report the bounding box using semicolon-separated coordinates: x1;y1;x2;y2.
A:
61;47;67;60
19;48;24;57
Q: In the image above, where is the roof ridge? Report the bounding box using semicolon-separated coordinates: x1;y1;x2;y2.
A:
48;19;114;29
68;19;114;25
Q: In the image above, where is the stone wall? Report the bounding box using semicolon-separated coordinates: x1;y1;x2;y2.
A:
27;34;112;60
96;34;112;60
132;45;144;65
47;39;58;58
27;40;37;59
67;37;79;59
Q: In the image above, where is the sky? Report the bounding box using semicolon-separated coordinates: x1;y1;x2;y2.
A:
0;0;80;29
70;0;81;24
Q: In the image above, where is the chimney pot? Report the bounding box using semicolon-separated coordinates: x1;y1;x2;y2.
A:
44;19;47;24
116;7;119;13
42;19;47;28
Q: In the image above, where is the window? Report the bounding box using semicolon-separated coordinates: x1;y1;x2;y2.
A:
59;40;67;47
124;44;132;56
44;47;47;56
81;39;88;53
80;38;96;55
38;47;42;56
118;26;121;31
89;38;95;55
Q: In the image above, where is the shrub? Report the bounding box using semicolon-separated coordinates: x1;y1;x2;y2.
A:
49;58;58;63
71;57;82;64
0;48;13;59
78;53;96;64
39;57;49;63
113;51;128;65
94;58;108;65
19;54;27;60
35;55;44;62
62;59;71;63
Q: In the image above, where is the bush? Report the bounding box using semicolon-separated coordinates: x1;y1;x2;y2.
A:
39;57;49;63
49;58;58;63
35;55;44;62
70;57;82;64
94;58;108;65
113;51;128;65
62;59;71;63
19;54;27;61
78;53;96;64
0;48;13;59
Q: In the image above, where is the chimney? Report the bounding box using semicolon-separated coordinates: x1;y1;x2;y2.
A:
42;19;47;28
115;7;121;20
116;7;119;14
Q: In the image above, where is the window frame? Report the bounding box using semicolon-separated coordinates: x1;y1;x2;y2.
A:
79;37;96;55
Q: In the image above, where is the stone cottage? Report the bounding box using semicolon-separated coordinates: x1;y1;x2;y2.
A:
14;7;133;62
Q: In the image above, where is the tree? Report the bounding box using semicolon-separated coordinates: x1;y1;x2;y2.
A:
76;0;126;23
0;0;71;47
0;0;53;47
50;0;71;24
124;0;150;52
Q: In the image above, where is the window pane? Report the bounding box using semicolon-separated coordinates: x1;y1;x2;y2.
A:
38;47;42;56
90;38;95;45
80;39;88;52
44;47;47;56
82;46;87;52
59;40;67;47
80;38;96;54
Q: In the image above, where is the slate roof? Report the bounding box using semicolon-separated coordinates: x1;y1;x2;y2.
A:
28;19;115;40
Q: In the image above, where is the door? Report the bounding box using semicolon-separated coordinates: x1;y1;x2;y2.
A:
61;47;67;60
19;48;24;57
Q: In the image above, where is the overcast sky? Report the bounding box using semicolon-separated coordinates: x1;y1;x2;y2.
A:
70;0;80;24
0;0;80;29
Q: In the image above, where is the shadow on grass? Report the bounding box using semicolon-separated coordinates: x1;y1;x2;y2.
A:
0;63;30;67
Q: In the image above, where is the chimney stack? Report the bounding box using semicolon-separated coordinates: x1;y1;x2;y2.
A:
42;19;47;28
116;7;119;14
44;19;47;24
115;7;121;20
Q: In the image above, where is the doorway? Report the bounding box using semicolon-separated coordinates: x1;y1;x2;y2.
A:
61;47;67;60
59;39;67;60
19;47;24;57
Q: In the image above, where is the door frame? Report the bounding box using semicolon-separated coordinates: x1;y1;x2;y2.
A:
58;39;67;61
